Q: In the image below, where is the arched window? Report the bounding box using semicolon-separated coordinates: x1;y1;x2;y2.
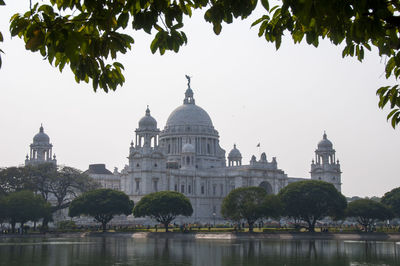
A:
186;156;190;165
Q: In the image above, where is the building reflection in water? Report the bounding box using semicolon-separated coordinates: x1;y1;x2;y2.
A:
0;237;399;266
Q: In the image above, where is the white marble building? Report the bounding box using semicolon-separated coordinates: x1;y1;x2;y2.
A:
113;81;342;223
24;81;342;224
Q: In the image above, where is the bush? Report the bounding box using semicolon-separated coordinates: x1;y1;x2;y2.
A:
57;220;77;230
263;228;298;233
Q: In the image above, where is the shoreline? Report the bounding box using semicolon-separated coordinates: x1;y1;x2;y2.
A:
1;232;400;241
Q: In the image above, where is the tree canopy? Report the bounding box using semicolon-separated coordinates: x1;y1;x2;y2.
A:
69;188;134;231
381;187;400;217
2;0;400;127
278;180;347;232
221;186;281;232
133;191;193;232
1;190;51;233
0;164;99;207
346;198;393;231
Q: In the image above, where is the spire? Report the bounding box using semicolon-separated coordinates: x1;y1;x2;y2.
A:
323;130;327;139
184;75;195;104
40;123;44;133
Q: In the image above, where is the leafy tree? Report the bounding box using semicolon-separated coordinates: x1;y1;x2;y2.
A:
278;180;347;232
48;166;100;211
0;196;6;223
263;194;283;219
221;187;281;232
0;166;34;196
133;191;193;232
0;164;99;229
346;199;393;232
69;188;134;232
3;190;50;233
3;0;400;127
382;187;400;217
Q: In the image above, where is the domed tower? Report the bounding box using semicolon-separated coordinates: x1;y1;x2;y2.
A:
25;124;57;166
310;132;342;191
228;144;242;166
135;106;160;148
159;76;226;169
128;106;166;196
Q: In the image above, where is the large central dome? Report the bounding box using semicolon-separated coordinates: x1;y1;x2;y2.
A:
159;79;225;169
166;104;213;127
165;83;214;128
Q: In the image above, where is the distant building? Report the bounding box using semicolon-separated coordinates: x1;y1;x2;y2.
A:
25;124;57;166
110;81;342;223
84;164;120;190
310;132;342;191
25;80;342;224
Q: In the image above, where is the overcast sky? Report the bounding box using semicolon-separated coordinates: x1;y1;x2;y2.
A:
1;2;399;197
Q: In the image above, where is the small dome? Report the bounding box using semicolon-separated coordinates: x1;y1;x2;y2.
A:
33;125;50;144
138;106;157;130
228;144;242;159
318;132;333;150
182;143;195;153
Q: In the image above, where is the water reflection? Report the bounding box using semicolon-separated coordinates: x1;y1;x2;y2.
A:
0;237;399;266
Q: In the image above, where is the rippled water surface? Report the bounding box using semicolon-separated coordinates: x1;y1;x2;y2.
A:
0;237;399;266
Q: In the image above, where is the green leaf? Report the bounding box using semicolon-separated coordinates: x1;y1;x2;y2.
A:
213;23;222;35
117;12;130;29
261;0;269;11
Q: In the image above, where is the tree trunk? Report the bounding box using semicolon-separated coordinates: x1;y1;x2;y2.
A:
164;222;169;232
41;217;49;232
11;221;16;234
248;221;254;232
20;222;24;234
308;219;316;232
102;222;107;232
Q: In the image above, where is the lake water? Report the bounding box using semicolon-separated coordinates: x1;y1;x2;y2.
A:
0;237;399;266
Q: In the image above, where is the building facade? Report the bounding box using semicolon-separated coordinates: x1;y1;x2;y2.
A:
25;81;342;224
114;81;342;223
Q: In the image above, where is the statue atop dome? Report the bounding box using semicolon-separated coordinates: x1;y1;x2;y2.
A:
185;74;191;88
184;75;195;105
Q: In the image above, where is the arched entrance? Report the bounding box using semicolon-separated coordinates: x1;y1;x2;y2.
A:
259;181;273;194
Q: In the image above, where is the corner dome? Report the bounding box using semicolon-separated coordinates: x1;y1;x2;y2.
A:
33;125;50;144
228;144;242;159
318;132;333;150
138;107;157;130
182;143;195;153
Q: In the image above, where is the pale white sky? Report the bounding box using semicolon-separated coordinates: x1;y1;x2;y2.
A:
0;2;399;197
